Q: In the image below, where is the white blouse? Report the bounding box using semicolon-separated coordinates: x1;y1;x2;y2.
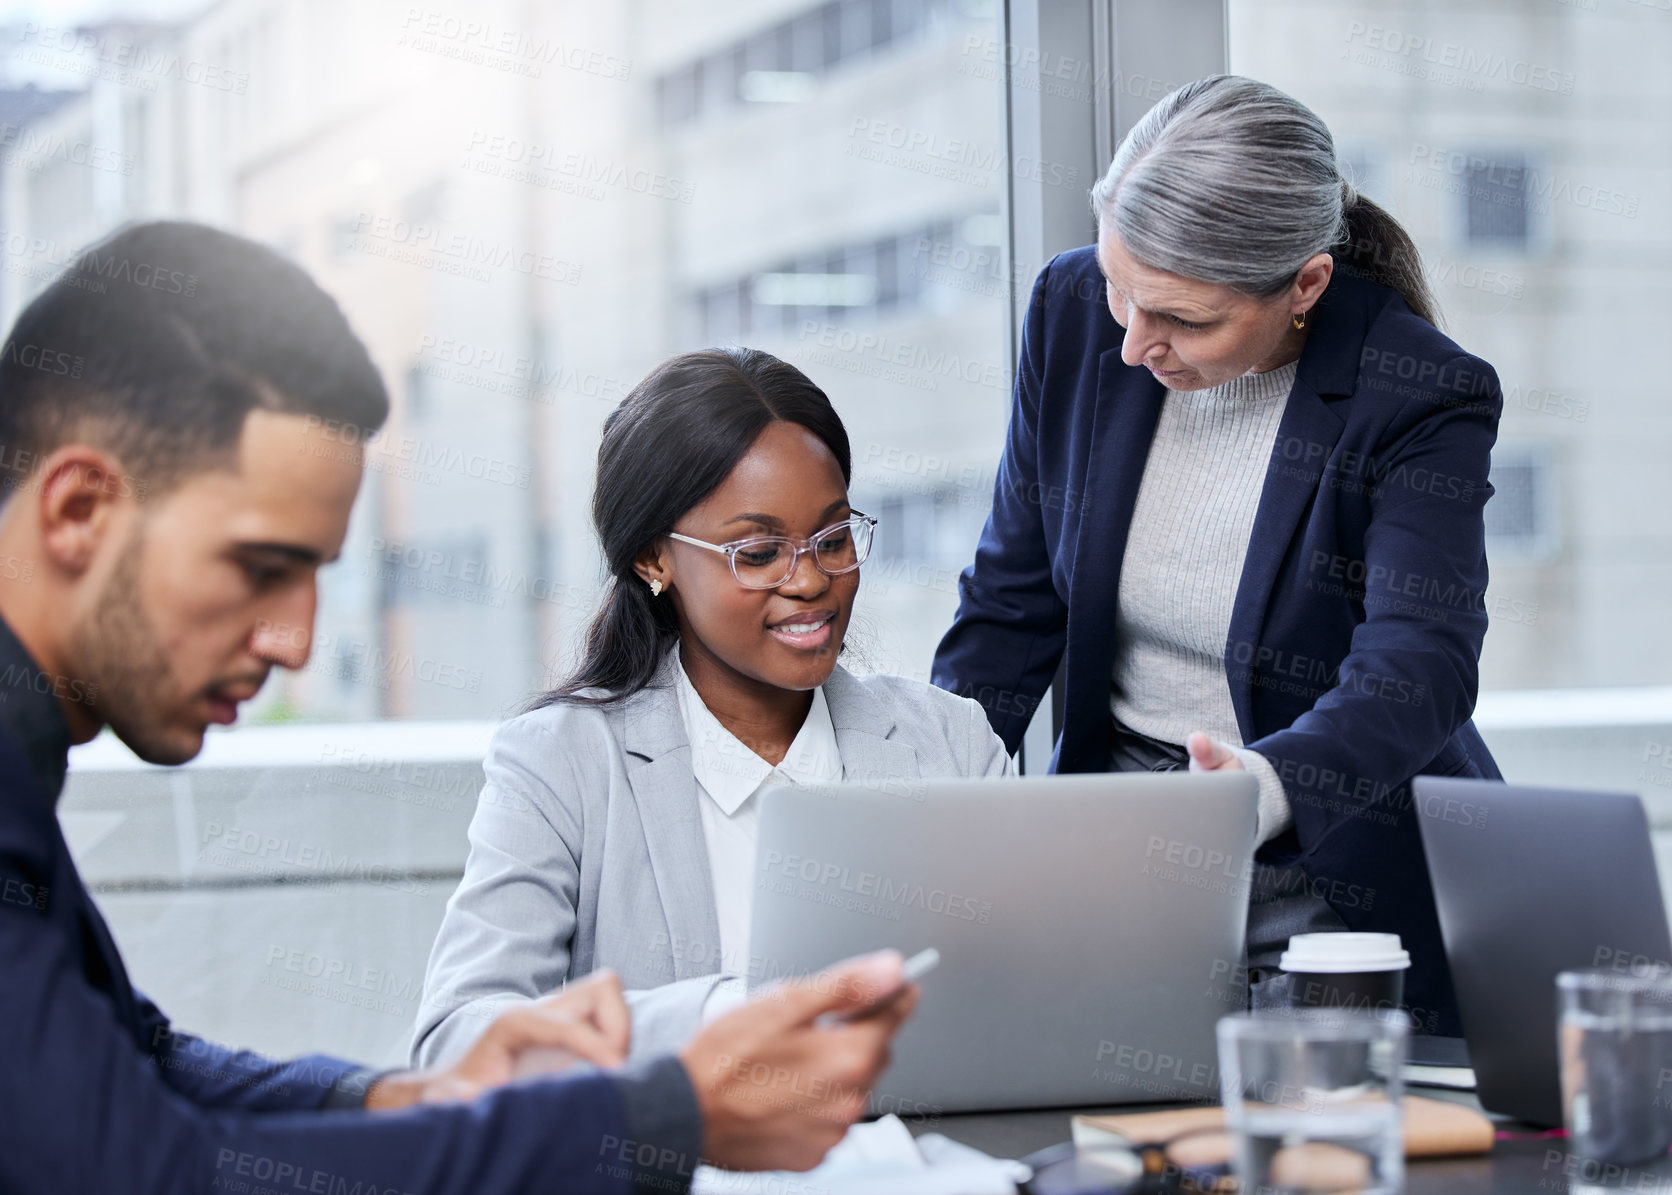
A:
673;658;843;985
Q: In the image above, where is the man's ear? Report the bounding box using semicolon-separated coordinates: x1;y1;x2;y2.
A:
632;539;672;594
35;445;135;576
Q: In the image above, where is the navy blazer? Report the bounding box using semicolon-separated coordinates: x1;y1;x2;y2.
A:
933;247;1504;1037
0;721;682;1194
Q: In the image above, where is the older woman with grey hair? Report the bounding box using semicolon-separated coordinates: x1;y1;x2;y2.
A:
934;75;1502;1042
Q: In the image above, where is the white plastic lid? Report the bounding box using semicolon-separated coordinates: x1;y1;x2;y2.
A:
1279;932;1410;974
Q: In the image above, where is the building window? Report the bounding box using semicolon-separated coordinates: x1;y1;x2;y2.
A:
330;214;363;261
656;0;953;129
852;486;989;582
404;364;429;422
403;178;447;224
702;281;747;345
1484;443;1556;561
1337;144;1385;207
378;533;494;609
656;62;701;125
695;207;996;340
1463;153;1533;249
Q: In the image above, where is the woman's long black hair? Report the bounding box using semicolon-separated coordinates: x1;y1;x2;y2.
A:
532;346;852;707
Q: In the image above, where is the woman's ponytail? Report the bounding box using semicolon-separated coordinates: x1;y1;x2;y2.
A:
1335;181;1440;328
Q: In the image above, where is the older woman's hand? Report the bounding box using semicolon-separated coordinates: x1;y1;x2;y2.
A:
1185;731;1246;773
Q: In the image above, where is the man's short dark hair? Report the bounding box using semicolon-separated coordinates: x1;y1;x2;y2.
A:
0;220;389;503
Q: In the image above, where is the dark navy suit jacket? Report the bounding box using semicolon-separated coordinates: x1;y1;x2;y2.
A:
0;715;690;1194
933;247;1504;1036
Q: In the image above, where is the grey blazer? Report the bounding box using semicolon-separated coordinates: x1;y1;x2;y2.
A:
412;655;1011;1066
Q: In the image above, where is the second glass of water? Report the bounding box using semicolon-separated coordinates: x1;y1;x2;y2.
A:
1558;968;1672;1170
1216;1008;1408;1195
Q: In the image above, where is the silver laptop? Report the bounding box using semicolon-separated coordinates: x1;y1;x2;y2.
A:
1416;777;1672;1127
748;771;1258;1114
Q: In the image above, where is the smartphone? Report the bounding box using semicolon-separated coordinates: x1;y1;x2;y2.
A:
827;947;940;1023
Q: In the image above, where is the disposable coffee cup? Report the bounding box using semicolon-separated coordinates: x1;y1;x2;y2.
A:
1278;932;1410;1016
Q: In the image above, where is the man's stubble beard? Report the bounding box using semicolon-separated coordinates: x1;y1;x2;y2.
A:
68;533;198;765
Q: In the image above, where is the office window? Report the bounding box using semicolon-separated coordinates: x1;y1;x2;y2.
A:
653;0;956;130
331;638;366;692
850;482;988;653
120;94;149;210
402;178;447;225
1463;153;1533;249
873;234;903;311
891;0;928;44
699;210;998;342
656;61;700;126
744;25;790;76
328;214;362;262
702;279;748;344
1336;143;1385;207
379;534;495;610
713;45;747;110
1483;445;1556;562
838;0;877;59
404;363;429;422
790;7;829;73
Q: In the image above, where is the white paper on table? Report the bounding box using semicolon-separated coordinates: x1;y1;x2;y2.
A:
691;1114;1031;1195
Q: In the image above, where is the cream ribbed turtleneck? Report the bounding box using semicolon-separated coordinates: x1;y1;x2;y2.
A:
1109;359;1299;843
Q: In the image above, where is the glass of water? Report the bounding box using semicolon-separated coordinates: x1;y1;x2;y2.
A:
1216;1009;1408;1195
1558;969;1672;1169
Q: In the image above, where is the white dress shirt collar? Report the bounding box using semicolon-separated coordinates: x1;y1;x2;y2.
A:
674;657;842;813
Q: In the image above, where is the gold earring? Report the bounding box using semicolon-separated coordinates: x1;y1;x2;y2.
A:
649;579;663;597
1292;311;1308;331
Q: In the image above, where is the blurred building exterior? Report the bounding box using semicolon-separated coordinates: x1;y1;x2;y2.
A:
1231;0;1671;692
0;0;1010;725
0;0;1667;722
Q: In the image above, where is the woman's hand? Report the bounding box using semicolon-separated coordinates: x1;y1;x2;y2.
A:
366;970;632;1109
1186;731;1245;773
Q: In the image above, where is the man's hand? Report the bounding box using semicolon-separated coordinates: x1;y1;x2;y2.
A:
366;970;632;1109
1186;731;1245;773
679;950;918;1173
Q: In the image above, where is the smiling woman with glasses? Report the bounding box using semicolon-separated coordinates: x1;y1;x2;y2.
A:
412;347;1011;1070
